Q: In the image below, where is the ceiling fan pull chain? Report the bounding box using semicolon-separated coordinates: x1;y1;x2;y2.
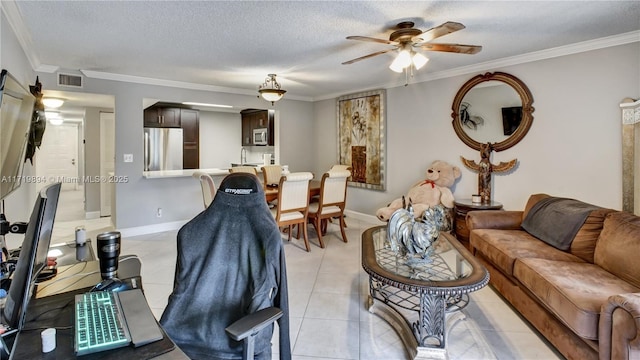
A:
404;68;409;87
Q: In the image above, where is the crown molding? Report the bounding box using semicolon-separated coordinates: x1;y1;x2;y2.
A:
79;70;313;102
416;30;640;84
4;0;637;103
314;30;640;101
1;1;47;72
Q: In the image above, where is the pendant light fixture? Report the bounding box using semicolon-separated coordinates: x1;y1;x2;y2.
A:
258;74;286;105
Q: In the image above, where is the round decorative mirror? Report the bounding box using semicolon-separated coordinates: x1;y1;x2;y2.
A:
451;72;534;152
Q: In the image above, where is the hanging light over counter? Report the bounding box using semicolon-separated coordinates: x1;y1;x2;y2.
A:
258;74;286;105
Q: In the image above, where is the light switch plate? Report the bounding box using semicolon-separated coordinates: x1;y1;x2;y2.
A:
123;154;133;163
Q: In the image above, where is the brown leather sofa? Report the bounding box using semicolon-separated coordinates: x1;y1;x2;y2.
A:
467;193;640;360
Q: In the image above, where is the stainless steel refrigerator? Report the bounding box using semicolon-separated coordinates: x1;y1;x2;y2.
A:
144;127;183;171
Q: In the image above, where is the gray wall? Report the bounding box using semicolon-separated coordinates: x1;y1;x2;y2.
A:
312;43;640;214
31;73;316;230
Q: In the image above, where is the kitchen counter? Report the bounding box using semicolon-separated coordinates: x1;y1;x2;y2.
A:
143;168;254;179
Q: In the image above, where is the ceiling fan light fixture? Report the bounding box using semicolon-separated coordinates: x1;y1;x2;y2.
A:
389;49;411;73
258;74;286;105
42;97;65;108
412;52;429;70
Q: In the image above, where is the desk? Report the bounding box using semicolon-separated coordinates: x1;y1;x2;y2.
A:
361;227;489;360
46;240;96;267
264;179;321;203
7;258;188;359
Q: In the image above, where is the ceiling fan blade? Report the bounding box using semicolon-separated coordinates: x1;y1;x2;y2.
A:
346;35;396;45
342;48;395;65
419;43;482;54
413;21;466;42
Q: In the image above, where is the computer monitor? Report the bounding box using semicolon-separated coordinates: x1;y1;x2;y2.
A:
1;182;61;332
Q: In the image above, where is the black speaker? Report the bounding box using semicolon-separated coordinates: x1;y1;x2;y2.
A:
96;231;121;280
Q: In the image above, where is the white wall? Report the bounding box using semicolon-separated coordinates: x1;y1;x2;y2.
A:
313;43;640;216
198;110;241;169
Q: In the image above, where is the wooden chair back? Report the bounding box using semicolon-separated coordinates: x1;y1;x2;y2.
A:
261;165;283;187
192;171;216;208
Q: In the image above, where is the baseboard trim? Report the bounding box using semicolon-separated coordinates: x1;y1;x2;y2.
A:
117;210;382;239
344;209;384;225
119;219;188;238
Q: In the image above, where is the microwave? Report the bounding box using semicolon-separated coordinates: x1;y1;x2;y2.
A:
253;128;268;145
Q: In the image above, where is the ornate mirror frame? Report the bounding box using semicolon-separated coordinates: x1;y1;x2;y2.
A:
451;72;535;152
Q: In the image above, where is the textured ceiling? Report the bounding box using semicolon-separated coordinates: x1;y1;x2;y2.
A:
8;0;640;102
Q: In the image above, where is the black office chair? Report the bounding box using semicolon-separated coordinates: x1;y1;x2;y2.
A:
160;173;291;360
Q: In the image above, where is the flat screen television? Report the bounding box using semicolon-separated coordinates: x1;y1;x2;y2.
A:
1;182;60;332
0;69;36;201
502;106;523;136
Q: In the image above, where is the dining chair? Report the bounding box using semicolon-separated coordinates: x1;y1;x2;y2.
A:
192;171;216;208
261;165;283;187
229;166;258;175
328;164;352;173
310;165;351;203
271;172;313;252
307;169;350;248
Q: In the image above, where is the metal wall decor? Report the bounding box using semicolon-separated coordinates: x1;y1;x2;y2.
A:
337;89;386;190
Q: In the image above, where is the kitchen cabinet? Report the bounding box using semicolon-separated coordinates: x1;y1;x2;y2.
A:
240;109;274;146
241;114;253;145
143;103;200;170
144;106;181;128
181;108;199;169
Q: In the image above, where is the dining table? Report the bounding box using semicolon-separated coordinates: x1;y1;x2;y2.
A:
264;180;321;203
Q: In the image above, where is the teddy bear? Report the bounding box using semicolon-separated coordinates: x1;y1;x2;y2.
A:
376;160;461;221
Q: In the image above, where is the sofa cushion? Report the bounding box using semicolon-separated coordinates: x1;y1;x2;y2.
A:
521;194;613;262
470;228;583;277
522;193;551;219
594;211;640;288
521;197;603;251
514;258;640;340
570;207;616;263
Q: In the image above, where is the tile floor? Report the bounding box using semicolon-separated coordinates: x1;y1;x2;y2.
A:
44;188;564;359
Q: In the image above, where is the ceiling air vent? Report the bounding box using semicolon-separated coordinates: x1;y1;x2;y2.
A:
57;73;83;88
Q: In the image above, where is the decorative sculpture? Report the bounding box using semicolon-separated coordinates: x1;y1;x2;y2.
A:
386;199;452;262
461;142;517;203
26;76;46;164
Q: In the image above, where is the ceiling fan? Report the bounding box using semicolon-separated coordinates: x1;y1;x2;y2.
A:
342;21;482;73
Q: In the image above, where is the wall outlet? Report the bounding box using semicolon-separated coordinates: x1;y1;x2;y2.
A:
156;208;162;217
124;154;133;163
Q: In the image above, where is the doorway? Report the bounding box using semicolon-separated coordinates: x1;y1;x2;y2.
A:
36;122;82;220
38;90;115;222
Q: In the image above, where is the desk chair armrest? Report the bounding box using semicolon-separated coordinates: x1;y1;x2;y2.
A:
225;307;282;341
225;307;283;359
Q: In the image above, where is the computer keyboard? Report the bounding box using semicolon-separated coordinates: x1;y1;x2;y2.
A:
74;291;131;356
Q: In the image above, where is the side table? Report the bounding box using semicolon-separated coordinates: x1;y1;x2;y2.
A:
454;199;503;249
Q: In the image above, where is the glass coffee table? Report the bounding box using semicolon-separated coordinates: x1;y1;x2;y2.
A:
361;226;489;359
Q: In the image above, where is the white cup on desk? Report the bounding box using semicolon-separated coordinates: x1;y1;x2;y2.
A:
41;328;56;352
